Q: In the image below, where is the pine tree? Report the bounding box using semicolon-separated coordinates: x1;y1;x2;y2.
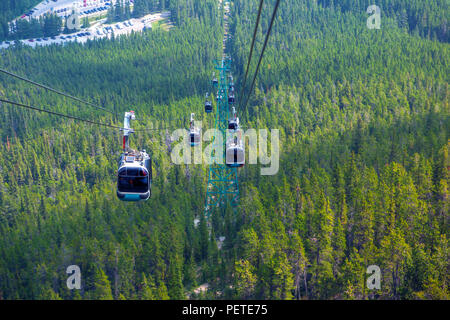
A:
234;259;257;299
380;228;412;298
199;212;209;260
155;281;170;300
167;254;184;299
82;17;90;28
138;273;155;300
39;287;63;300
125;1;132;20
288;233;308;299
271;252;294;300
92;268;113;300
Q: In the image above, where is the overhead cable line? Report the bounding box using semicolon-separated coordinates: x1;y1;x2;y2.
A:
0;67;119;116
134;127;178;132
241;0;280;111
0;98;124;129
239;0;264;110
0;98;178;132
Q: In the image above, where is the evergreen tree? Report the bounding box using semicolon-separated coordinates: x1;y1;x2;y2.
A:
234;260;257;299
92;268;113;300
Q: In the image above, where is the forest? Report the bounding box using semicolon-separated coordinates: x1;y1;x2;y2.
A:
0;0;448;300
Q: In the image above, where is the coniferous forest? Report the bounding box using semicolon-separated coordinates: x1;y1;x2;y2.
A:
0;0;448;300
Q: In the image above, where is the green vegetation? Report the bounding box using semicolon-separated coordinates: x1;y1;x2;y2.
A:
133;0;168;18
318;0;449;42
106;0;174;24
0;0;448;300
0;0;44;40
107;0;133;23
9;14;63;39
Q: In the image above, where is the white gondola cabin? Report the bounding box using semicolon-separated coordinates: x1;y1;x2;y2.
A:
226;133;245;168
189;113;201;146
205;93;213;113
117;111;152;201
228;107;240;131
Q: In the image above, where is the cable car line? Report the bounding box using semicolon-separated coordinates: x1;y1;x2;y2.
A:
0;97;125;130
239;0;264;110
0;67;119;116
241;0;281;111
134;127;178;132
0;97;177;132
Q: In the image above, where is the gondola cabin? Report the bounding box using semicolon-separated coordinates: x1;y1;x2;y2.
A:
117;151;152;201
190;129;201;146
228;117;239;131
229;77;235;90
189;113;201;146
229;107;239;131
205;100;213;113
117;111;151;202
226;135;245;168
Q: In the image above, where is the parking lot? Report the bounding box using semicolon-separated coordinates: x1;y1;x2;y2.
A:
16;0;121;20
0;12;169;50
